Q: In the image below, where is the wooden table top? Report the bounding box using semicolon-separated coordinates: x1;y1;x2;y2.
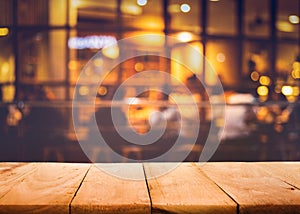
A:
0;162;299;214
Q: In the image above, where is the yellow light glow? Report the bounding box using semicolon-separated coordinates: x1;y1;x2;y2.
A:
68;60;77;70
121;4;142;15
72;0;81;7
168;4;180;13
93;58;103;67
177;32;193;42
180;4;190;13
276;21;294;32
216;53;225;63
1;62;9;75
98;86;108;96
250;71;259;81
210;0;220;2
289;15;300;24
0;28;9;36
79;86;89;96
282;85;293;96
292;87;299;96
257;85;269;96
134;62;144;72
137;0;147;6
292;69;300;79
102;44;119;59
259;75;271;86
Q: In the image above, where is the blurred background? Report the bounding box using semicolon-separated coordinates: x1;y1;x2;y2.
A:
0;0;299;162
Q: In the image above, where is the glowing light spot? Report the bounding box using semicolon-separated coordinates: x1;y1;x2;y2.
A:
292;69;300;79
134;62;144;72
277;21;294;32
177;32;193;42
180;4;190;13
168;4;180;13
282;85;293;96
257;85;269;96
259;75;271;86
68;60;77;70
1;62;9;74
292;87;299;96
289;15;300;24
102;44;119;59
250;71;259;81
93;58;103;67
0;28;9;36
79;86;89;96
98;86;108;96
216;53;226;63
137;0;147;6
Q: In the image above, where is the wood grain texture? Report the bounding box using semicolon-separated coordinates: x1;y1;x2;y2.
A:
256;162;300;189
71;163;151;214
0;162;90;214
200;162;300;214
144;162;236;214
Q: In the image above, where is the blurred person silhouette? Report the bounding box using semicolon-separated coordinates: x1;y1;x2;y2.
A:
21;85;66;161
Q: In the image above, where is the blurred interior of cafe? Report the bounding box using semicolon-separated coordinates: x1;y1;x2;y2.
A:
0;0;299;162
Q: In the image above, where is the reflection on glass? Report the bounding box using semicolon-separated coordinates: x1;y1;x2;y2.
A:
277;0;299;39
207;0;237;35
19;30;67;82
206;40;238;86
244;0;270;37
76;0;117;28
169;0;201;33
121;0;164;30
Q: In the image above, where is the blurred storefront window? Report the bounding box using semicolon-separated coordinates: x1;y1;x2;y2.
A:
207;0;237;35
244;0;270;38
277;0;299;40
121;0;164;31
169;0;201;33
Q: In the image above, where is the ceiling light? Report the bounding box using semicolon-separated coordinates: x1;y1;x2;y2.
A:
137;0;147;6
289;15;300;24
177;32;193;42
180;4;190;13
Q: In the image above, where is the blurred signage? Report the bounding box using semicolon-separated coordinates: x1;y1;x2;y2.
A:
68;35;117;49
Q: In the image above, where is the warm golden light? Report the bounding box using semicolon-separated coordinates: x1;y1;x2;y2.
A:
177;32;193;42
98;86;108;96
257;85;269;96
102;44;119;59
180;4;190;13
216;53;225;63
282;85;293;96
93;58;103;67
292;86;299;96
79;86;89;96
277;21;294;32
250;71;259;81
168;4;180;13
289;15;300;24
0;28;9;36
259;75;271;86
134;62;144;72
121;4;142;15
68;60;78;70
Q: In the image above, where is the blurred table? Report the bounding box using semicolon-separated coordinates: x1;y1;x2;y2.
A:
0;162;299;213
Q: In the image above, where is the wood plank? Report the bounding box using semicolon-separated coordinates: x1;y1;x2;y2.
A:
0;162;90;214
144;162;236;214
257;162;300;189
0;163;37;199
200;162;300;214
71;163;151;214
